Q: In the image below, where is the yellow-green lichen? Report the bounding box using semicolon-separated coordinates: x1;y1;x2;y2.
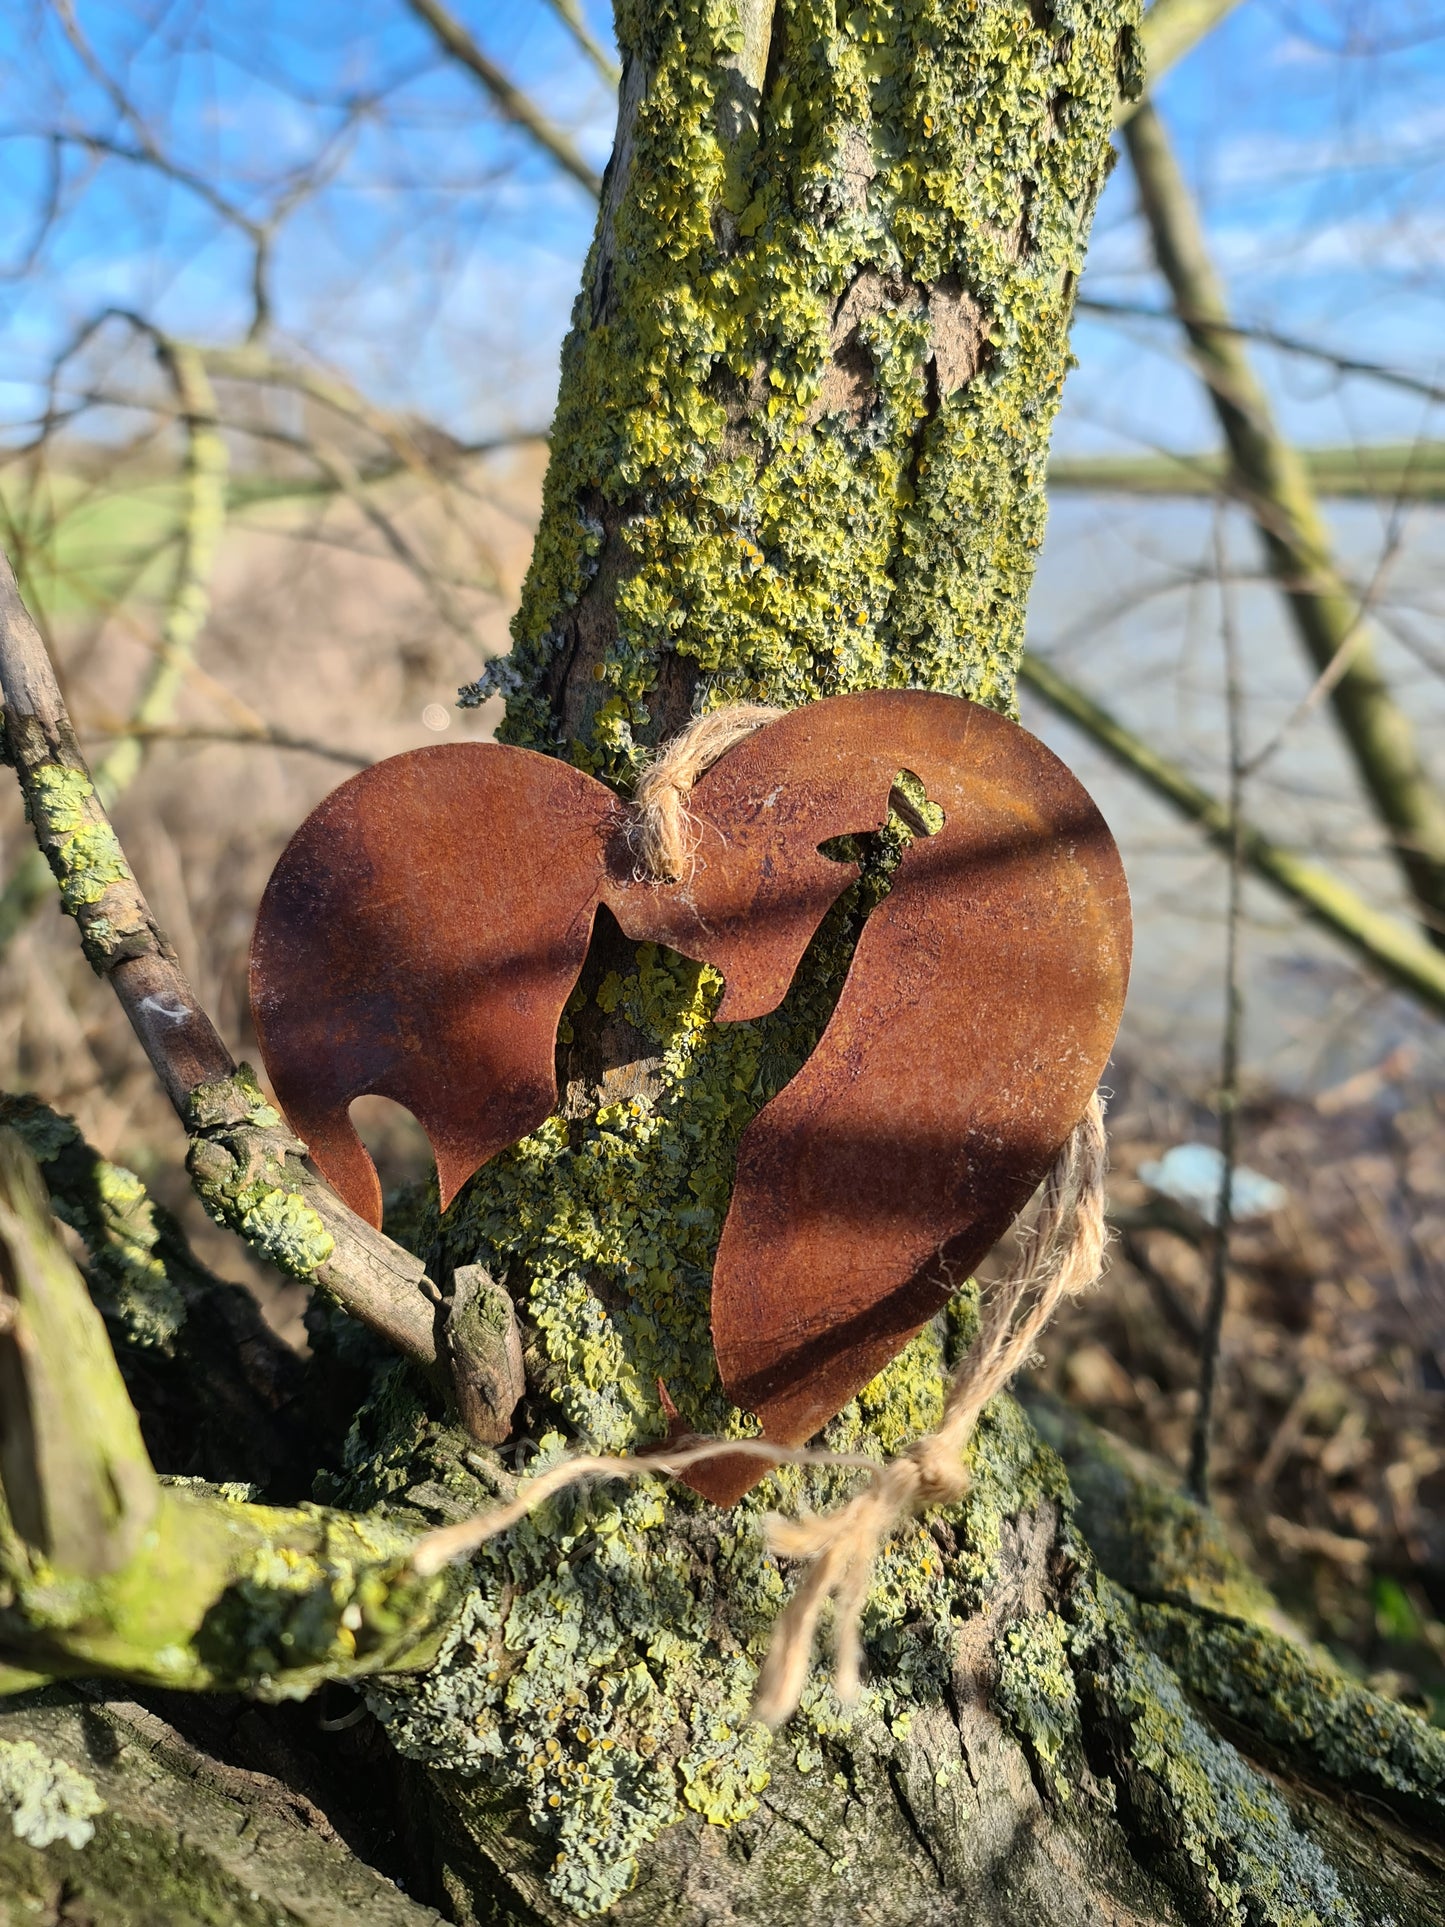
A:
993;1610;1079;1800
235;1188;334;1276
3;1487;450;1699
183;1068;334;1279
27;766;130;911
0;1739;104;1850
352;1376;1066;1914
493;0;1139;772
0;1093;184;1348
1140;1602;1445;1820
1085;1603;1357;1927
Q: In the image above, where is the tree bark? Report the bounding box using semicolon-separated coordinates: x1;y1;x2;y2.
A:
4;4;1445;1925
353;2;1444;1922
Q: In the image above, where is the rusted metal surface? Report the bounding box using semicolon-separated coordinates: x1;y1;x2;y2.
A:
251;694;1129;1505
674;693;1131;1502
250;744;623;1228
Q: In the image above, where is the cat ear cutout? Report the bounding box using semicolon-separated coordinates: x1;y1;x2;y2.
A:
250;695;1129;1510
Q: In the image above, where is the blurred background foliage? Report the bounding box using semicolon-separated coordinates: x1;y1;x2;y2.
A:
1;0;1444;1719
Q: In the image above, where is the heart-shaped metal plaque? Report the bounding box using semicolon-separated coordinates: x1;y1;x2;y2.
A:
250;692;1131;1502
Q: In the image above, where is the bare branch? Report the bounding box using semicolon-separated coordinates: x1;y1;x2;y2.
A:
1123;0;1245;125
1076;296;1445;411
0;338;228;956
401;0;603;197
539;0;620;85
1124;98;1445;950
81;721;373;770
1019;649;1445;1016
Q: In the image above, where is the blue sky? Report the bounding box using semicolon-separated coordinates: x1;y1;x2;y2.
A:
2;0;1444;456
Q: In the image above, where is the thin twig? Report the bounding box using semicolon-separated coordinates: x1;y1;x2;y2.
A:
1187;514;1246;1504
539;0;620;84
1122;0;1246;127
1076;297;1445;411
1018;651;1445;1015
1240;424;1431;781
401;0;603;197
80;721;373;769
1124;99;1445;950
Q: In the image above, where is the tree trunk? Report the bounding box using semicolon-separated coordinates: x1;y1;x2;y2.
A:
342;2;1444;1921
5;3;1445;1925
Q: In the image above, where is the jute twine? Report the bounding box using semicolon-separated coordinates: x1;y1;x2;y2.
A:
627;702;785;882
410;704;1110;1728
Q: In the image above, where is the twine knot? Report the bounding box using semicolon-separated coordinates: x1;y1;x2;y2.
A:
629;703;785;883
905;1436;972;1511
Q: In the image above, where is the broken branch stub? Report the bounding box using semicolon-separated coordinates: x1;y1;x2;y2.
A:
0;1130;158;1577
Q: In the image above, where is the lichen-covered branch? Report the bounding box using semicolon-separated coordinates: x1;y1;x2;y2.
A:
1124;98;1445;947
0;1130;453;1695
0;546;440;1371
0;1687;443;1924
0;1089;317;1491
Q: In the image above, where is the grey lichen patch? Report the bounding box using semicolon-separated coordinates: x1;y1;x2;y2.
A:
343;1345;984;1916
0;1738;104;1850
341;1371;1078;1917
1070;1578;1360;1927
358;1390;966;1915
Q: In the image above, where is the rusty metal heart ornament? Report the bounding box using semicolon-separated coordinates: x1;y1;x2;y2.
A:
249;691;1131;1504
